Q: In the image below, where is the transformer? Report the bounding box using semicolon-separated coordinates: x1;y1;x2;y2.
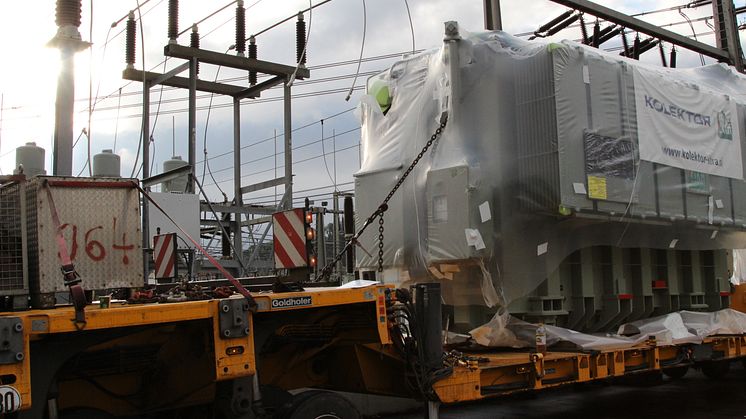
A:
355;25;746;332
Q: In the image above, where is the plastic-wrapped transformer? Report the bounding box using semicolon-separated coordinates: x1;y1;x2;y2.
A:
354;22;746;333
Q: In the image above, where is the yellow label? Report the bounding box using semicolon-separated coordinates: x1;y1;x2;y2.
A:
587;176;607;200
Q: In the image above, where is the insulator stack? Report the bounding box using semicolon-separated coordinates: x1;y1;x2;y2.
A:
670;47;677;68
190;25;200;75
249;36;257;86
235;0;246;56
168;0;179;43
56;0;82;28
296;13;307;66
659;42;668;67
125;11;136;68
633;35;640;60
592;20;600;48
579;15;588;45
621;29;630;57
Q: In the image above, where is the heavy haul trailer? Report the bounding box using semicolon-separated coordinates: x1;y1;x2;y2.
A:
2;279;746;418
0;284;395;418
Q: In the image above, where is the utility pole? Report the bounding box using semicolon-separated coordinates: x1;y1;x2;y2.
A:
483;0;502;30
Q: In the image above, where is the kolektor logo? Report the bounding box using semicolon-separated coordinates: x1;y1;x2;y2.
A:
717;110;733;141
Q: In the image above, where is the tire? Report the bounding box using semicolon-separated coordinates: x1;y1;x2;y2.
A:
283;391;360;419
663;365;689;379
701;360;730;379
60;408;114;419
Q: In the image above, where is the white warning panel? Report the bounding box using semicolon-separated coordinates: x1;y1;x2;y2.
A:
272;209;308;269
153;233;177;280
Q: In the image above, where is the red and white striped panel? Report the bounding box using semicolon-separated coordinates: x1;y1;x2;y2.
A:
273;209;308;269
153;233;177;279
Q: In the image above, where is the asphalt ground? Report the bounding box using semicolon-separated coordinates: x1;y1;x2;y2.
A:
389;362;746;419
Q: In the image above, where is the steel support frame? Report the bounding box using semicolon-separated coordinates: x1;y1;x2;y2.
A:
128;44;307;271
549;0;732;63
712;0;744;72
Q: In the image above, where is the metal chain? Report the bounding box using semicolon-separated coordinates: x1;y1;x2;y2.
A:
378;214;385;273
316;115;449;281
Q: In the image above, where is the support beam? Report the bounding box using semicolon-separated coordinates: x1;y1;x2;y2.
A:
53;46;75;176
141;83;151;279
283;81;293;209
240;177;285;194
188;58;197;193
200;203;278;215
550;0;732;63
234;76;285;100
483;0;502;30
233;98;243;268
712;0;744;72
150;61;190;86
164;44;310;79
142;164;192;188
122;68;252;97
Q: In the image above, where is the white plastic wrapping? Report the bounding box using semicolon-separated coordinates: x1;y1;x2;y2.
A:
731;249;746;285
470;308;746;351
355;24;746;331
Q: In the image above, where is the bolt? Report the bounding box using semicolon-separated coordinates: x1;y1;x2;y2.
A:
15;352;23;361
223;329;231;337
14;323;22;332
222;303;230;313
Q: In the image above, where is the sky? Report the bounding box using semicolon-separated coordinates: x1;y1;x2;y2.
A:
0;0;743;230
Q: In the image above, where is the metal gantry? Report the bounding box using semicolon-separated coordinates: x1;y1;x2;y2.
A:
123;30;309;277
485;0;744;69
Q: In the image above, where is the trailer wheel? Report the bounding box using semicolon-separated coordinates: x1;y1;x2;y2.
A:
282;391;360;419
662;365;689;379
701;360;730;379
60;408;114;419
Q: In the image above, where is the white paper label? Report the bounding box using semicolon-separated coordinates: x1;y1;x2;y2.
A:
478;201;492;223
465;229;486;250
715;199;724;209
669;239;679;249
711;230;718;239
634;67;743;179
573;182;587;195
537;242;548;256
582;65;590;84
708;196;715;224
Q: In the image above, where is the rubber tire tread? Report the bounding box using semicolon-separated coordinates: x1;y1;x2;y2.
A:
701;360;730;379
662;365;689;379
284;390;360;419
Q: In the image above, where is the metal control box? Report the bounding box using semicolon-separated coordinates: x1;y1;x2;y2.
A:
25;177;144;307
426;166;493;262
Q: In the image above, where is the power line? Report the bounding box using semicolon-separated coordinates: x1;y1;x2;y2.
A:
204;142;360;189
88;70;380;114
203;125;360;179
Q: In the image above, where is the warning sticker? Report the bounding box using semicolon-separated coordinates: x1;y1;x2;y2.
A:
587;176;607;200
